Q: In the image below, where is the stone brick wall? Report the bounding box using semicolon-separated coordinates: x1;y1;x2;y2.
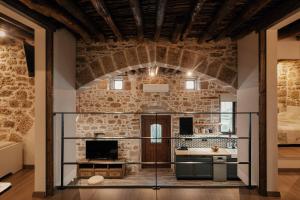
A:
277;60;300;112
0;39;35;143
76;73;235;173
76;38;237;88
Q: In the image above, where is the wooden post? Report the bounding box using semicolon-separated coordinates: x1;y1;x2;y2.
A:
258;30;267;196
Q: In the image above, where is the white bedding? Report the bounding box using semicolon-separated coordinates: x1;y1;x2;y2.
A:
0;141;23;178
278;106;300;144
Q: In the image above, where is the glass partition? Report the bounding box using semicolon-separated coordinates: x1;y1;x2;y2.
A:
53;112;256;189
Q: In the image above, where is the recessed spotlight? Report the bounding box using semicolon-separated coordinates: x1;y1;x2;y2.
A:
149;66;158;77
186;71;193;76
0;30;6;37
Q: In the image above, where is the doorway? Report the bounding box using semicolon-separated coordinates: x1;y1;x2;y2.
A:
141;115;171;168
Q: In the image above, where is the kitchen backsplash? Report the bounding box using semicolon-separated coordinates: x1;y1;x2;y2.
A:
175;134;238;148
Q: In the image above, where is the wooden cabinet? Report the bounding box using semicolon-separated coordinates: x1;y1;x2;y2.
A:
227;156;238;179
77;159;125;179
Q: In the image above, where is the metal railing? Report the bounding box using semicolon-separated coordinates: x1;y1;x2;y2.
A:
54;112;258;189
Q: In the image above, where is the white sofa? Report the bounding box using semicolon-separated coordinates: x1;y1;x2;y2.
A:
0;141;23;178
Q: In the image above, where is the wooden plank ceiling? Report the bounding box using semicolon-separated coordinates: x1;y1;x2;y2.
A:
3;0;300;42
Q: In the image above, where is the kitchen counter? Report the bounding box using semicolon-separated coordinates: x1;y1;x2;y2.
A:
175;148;237;158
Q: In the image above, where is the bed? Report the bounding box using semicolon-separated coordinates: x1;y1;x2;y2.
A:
0;141;23;178
278;106;300;145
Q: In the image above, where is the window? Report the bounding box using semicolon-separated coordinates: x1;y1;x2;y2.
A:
220;102;235;133
111;79;123;90
150;124;162;143
185;79;196;90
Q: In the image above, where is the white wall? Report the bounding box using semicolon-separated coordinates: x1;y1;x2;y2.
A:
53;29;77;186
278;37;300;59
237;32;259;186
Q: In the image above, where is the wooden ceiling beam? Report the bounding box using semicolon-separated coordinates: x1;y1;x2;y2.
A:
56;0;104;40
128;0;143;41
171;17;185;43
0;13;34;35
1;0;58;31
90;0;122;40
182;0;206;40
232;0;300;40
216;0;272;40
199;0;237;42
254;0;300;31
0;18;34;45
19;0;91;42
154;0;167;41
278;20;300;40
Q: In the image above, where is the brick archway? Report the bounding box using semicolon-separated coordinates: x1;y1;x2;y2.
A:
76;40;237;88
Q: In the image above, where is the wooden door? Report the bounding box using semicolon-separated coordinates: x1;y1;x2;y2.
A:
141;115;171;168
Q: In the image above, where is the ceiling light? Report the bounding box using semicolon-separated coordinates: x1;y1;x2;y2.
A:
186;71;193;76
149;65;158;77
0;30;6;37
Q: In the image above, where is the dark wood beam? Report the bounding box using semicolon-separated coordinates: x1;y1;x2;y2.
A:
258;30;267;196
0;0;58;31
45;30;54;196
182;0;206;40
216;0;272;40
90;0;122;40
278;19;300;40
0;18;34;45
56;0;104;40
154;0;167;41
232;0;300;40
0;13;34;35
199;0;237;42
171;19;185;43
19;0;92;42
128;0;143;41
255;0;300;31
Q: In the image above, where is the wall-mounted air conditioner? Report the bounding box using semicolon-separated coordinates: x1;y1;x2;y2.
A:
143;84;169;92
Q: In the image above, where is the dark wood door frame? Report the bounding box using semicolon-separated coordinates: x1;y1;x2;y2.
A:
258;30;267;196
0;2;55;196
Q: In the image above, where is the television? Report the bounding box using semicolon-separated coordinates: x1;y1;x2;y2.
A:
86;140;118;160
23;42;34;77
180;117;193;135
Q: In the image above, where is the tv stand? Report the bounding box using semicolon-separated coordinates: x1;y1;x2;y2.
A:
77;159;126;179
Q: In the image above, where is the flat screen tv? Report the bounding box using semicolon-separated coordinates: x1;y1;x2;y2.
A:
180;117;193;135
23;42;34;77
86;140;118;160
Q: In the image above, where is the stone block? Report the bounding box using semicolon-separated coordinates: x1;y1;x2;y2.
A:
98;80;108;89
137;45;149;64
207;60;222;78
125;48;139;66
180;50;197;69
218;66;236;85
9;133;23;142
90;59;104;77
167;47;182;66
147;44;156;62
76;67;94;86
113;51;128;69
156;46;167;63
100;55;115;73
